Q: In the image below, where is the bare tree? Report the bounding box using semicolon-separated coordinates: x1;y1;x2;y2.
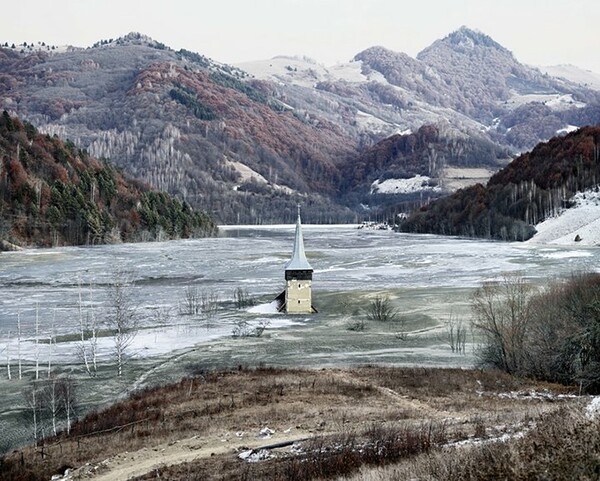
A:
443;314;468;354
17;311;22;380
77;280;99;377
59;375;77;434
41;376;62;437
23;381;42;444
471;274;532;374
200;289;219;329
35;303;40;380
106;268;139;377
232;287;255;309
367;295;398;322
179;285;201;315
4;330;11;380
47;310;56;378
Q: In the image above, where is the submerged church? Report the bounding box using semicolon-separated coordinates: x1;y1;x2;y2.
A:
276;209;317;314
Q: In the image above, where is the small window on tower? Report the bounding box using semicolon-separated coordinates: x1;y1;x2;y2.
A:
298;283;301;288
298;300;301;304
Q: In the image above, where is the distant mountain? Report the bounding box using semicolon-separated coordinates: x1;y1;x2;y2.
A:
0;111;217;248
242;27;600;151
1;29;599;223
538;64;600;91
399;127;600;241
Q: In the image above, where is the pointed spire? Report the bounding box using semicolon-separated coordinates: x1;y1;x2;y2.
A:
286;206;312;271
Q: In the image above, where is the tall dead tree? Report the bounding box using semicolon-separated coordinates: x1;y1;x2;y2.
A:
106;268;139;377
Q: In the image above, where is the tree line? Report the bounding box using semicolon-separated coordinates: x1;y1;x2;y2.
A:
0;111;217;247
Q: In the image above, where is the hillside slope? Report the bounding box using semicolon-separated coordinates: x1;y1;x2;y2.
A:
0;111;217;247
1;30;599;222
0;34;357;224
399;126;600;241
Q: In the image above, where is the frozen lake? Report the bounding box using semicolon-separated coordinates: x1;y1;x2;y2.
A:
1;225;599;366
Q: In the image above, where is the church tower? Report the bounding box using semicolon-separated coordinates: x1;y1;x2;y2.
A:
284;208;314;314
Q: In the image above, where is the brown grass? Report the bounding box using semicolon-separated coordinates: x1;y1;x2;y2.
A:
0;366;581;481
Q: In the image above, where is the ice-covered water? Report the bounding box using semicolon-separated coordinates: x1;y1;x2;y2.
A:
1;226;599;362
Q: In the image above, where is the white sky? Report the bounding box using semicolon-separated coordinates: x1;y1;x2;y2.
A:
3;0;600;73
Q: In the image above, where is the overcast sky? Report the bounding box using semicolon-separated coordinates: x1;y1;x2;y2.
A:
4;0;600;73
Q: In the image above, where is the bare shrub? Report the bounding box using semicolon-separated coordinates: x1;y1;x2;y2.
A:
199;290;219;329
367;295;398;322
232;287;255;309
442;314;468;353
179;285;201;315
232;319;270;338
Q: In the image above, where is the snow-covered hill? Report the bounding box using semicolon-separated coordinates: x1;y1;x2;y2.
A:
539;64;600;91
527;188;600;245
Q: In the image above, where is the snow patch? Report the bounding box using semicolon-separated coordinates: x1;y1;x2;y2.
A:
586;396;600;419
371;175;441;195
556;125;579;135
226;159;294;194
540;64;600;91
527;188;600;245
247;300;281;314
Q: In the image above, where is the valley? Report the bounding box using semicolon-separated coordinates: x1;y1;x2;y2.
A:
1;226;600;460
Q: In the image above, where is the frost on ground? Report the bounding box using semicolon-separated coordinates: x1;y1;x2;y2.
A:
371;175;442;195
527;188;600;245
586;396;600;419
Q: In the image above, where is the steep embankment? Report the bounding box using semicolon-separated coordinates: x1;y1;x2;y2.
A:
527;188;600;245
399;126;600;241
0;111;217;247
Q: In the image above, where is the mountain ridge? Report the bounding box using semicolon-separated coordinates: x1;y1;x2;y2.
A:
1;29;599;223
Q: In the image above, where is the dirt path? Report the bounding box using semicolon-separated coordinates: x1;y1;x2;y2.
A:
66;429;313;481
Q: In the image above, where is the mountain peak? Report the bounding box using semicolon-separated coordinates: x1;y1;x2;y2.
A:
92;32;168;49
442;26;510;53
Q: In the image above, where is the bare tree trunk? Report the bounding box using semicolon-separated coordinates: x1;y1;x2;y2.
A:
89;282;98;375
108;268;138;377
78;280;92;376
5;330;11;380
47;310;56;378
17;311;22;380
60;376;77;435
35;304;40;380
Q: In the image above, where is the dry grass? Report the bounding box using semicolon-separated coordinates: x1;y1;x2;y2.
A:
0;366;582;481
344;406;600;481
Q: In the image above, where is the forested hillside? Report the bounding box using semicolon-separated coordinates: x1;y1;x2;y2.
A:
399;127;600;240
0;111;217;248
1;30;599;223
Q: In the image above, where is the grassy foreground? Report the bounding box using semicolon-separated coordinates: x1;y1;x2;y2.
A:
0;366;595;481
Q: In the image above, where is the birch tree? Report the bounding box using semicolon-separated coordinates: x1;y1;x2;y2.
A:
17;311;22;379
107;268;138;377
77;280;98;377
35;303;40;380
59;375;77;434
4;331;11;380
